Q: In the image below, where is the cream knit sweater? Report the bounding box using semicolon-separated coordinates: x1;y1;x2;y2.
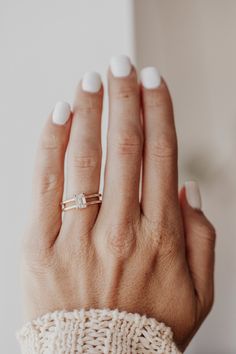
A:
17;309;181;353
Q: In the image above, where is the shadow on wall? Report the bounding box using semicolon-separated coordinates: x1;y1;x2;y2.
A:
133;1;236;353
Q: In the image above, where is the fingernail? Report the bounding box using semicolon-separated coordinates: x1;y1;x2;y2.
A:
185;181;202;210
140;66;161;89
82;71;102;93
52;101;71;125
110;55;132;77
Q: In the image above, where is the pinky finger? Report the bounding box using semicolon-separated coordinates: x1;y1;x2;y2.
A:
26;102;71;248
179;181;216;313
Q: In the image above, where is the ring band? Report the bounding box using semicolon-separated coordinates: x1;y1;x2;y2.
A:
61;193;102;211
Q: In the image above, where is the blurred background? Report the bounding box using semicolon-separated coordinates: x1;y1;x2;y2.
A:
1;0;235;352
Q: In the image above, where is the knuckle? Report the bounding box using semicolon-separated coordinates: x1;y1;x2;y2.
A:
22;235;54;269
113;130;142;156
23;256;56;276
147;133;177;160
203;224;216;245
75;101;99;116
196;222;216;246
56;232;90;260
142;214;180;255
106;223;136;259
37;172;62;193
146;87;171;108
40;133;60;151
113;84;138;100
70;150;101;170
143;219;162;247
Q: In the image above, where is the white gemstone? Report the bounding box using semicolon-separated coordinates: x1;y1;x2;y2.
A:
75;193;87;209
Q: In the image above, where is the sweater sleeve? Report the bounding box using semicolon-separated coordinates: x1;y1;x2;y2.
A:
17;308;181;353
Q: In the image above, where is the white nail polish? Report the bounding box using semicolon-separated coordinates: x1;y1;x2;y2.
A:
82;71;102;93
110;55;132;78
140;67;161;89
185;181;202;210
52;101;71;125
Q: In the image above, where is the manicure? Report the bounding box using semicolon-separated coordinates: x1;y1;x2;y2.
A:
110;55;132;78
185;181;202;210
82;71;102;93
52;101;71;125
140;67;161;89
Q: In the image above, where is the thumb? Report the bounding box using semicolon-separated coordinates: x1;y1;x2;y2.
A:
180;181;216;314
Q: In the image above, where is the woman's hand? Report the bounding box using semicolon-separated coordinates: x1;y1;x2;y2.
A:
22;56;216;351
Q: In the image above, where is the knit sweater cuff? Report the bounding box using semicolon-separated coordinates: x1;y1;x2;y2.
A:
17;308;181;353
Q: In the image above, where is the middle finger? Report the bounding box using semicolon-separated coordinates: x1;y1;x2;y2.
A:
101;56;143;221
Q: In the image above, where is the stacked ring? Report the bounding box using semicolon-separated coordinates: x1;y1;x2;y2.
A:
61;193;102;212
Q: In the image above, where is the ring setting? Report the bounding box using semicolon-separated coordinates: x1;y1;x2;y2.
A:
61;193;102;211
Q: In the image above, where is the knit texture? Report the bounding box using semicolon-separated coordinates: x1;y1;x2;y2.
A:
17;308;181;354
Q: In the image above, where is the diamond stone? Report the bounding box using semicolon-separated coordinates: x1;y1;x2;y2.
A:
75;193;87;209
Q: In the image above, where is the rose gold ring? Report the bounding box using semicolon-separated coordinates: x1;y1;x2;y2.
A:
61;193;102;212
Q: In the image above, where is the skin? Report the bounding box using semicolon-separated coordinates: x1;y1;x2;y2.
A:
22;65;216;351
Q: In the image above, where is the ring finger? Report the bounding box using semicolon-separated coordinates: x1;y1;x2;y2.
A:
64;72;103;231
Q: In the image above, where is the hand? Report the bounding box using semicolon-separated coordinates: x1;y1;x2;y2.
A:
22;56;216;351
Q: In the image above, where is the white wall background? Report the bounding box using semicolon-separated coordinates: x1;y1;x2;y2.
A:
1;0;235;353
0;0;134;352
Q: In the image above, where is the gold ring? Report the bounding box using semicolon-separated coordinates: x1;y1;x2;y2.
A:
61;193;102;211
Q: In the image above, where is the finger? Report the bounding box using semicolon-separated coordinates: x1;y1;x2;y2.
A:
180;181;216;312
140;67;178;221
65;72;103;230
28;102;71;247
101;56;142;221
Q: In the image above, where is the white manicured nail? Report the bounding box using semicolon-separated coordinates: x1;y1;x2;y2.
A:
82;71;102;93
110;55;132;77
140;67;161;89
185;181;202;210
52;101;71;125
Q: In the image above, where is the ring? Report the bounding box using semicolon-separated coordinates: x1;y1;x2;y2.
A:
61;193;102;212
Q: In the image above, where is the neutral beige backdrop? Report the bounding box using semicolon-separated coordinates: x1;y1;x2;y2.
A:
134;1;236;353
1;0;235;353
